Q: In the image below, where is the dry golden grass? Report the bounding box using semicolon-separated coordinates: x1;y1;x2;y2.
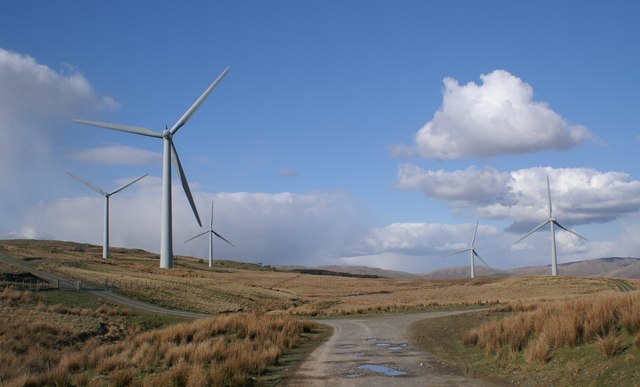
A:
466;291;640;362
0;287;318;386
3;239;637;316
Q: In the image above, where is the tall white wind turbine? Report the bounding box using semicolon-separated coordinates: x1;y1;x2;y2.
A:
513;176;587;276
68;172;147;259
73;67;230;269
446;219;488;278
185;201;233;269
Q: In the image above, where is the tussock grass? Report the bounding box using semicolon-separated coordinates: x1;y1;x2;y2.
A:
466;291;640;362
0;288;318;385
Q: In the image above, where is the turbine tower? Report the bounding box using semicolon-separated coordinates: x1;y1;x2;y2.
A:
446;219;488;278
73;67;230;268
68;172;147;259
185;201;233;269
514;176;587;276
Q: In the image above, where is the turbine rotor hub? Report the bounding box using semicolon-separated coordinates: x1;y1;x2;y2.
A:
162;128;172;139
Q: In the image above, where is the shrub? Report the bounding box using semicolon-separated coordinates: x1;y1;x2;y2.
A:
524;336;550;363
595;333;626;358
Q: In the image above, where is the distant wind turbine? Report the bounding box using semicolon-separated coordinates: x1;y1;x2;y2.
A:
513;176;587;276
73;67;230;268
185;201;233;269
446;219;488;278
68;172;147;259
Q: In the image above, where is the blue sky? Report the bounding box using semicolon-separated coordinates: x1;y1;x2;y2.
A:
1;1;639;273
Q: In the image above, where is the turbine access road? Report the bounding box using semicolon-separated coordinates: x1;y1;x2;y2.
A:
288;310;495;387
0;249;208;319
1;247;493;385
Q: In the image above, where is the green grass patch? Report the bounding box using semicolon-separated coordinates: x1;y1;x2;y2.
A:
35;288;185;329
410;311;640;386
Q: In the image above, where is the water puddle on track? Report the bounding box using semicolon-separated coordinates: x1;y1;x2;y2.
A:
358;364;407;376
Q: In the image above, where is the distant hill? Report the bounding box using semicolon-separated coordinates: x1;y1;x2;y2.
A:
508;257;640;278
273;265;421;279
273;258;640;280
420;265;508;280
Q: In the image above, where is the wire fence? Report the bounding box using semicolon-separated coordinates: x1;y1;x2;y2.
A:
0;280;57;291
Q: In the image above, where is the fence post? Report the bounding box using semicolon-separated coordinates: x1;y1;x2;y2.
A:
76;281;81;290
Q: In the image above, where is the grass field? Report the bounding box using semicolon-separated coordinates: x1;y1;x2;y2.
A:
0;286;324;386
2;239;637;316
3;239;640;385
411;293;640;386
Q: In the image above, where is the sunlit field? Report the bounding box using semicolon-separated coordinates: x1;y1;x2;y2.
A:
2;240;638;317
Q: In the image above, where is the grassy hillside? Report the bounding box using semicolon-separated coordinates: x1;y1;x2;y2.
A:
2;239;638;317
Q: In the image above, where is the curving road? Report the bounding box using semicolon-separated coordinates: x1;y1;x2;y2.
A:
0;248;208;319
288;310;495;386
3;247;494;385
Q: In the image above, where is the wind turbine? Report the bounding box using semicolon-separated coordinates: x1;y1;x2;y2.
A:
513;176;587;276
68;172;147;259
185;201;233;269
446;219;488;278
73;67;230;268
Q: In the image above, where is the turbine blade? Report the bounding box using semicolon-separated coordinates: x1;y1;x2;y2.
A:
184;230;209;243
471;218;479;247
513;220;550;244
212;229;234;246
553;221;588;240
170;67;230;135
473;250;489;267
109;174;148;195
67;172;106;195
73;119;162;138
547;176;553;218
170;141;202;227
445;248;471;257
214;200;219;230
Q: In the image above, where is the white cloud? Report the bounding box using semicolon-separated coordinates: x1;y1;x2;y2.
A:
68;145;162;165
394;69;590;159
360;222;499;256
396;165;640;231
0;48;116;234
18;184;365;266
395;164;514;205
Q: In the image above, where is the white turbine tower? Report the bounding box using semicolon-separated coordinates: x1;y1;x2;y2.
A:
446;219;488;278
68;172;147;259
514;176;587;276
185;201;233;269
73;67;230;269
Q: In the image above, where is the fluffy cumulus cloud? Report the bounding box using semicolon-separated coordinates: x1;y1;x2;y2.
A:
0;48;116;233
68;145;162;165
396;165;640;231
394;70;590;159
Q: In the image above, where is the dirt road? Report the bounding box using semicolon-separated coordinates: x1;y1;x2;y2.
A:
288;310;495;386
0;248;208;319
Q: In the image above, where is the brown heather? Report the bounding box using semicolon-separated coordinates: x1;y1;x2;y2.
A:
0;289;317;385
466;291;640;362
